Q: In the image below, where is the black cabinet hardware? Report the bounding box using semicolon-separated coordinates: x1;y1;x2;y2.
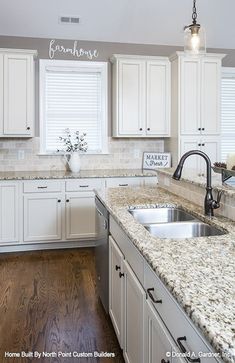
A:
202;127;205;131
58;199;61;203
198;127;201;131
119;272;124;278
26;126;30;130
147;288;162;304
161;360;170;363
139;128;143;131
198;143;201;146
79;185;89;188
66;199;69;202
119;184;128;187
115;265;121;271
37;186;47;189
177;336;200;362
147;127;150;131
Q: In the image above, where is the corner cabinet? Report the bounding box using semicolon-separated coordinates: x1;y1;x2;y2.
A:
0;48;37;137
111;54;171;138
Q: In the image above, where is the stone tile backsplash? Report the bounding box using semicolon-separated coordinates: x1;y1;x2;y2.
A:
0;137;164;171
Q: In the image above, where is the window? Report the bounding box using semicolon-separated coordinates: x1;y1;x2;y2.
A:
40;60;108;154
221;68;235;161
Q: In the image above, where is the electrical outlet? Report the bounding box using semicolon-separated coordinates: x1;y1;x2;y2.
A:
134;149;140;158
18;150;25;160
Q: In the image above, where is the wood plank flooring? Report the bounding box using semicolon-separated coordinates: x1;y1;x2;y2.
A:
0;248;124;363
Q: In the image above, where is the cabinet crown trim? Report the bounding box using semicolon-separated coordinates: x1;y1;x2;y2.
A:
169;51;226;62
110;54;170;63
0;48;38;58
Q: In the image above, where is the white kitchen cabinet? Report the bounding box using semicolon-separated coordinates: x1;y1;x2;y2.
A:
178;53;224;136
180;136;220;175
111;54;171;138
109;236;124;348
0;182;19;244
123;259;145;363
24;194;62;242
145;299;186;363
0;49;37;137
65;192;97;240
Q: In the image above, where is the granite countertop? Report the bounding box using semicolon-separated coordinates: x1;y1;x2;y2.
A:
95;186;235;363
158;168;235;197
0;169;157;181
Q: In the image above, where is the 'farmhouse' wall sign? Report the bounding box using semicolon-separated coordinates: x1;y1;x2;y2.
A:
143;152;171;170
49;39;99;60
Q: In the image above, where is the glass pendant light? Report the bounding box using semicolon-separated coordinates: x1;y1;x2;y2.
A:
184;0;206;54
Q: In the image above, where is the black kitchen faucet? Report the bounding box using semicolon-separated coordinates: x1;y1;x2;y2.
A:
172;150;222;217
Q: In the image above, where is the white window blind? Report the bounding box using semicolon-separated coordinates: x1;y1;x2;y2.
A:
221;69;235;161
40;60;108;154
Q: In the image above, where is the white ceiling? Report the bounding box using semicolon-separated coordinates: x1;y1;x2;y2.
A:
0;0;234;49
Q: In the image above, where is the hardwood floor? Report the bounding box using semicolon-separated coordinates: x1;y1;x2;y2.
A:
0;248;124;363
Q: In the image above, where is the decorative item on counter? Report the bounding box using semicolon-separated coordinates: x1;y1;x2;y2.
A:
143;152;171;170
57;128;88;173
226;153;235;171
213;162;227;169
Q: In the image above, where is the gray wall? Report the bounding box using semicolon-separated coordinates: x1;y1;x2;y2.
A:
1;35;235;136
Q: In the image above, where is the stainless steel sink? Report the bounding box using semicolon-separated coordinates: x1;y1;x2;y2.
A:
129;207;196;224
145;222;225;239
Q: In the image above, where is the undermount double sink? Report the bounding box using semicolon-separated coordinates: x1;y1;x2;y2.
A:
128;207;226;239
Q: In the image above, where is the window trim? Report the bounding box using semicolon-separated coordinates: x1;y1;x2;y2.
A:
39;59;108;155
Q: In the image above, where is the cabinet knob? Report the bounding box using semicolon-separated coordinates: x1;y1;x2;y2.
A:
201;143;205;146
115;265;121;271
26;126;30;130
147;127;150;131
58;199;61;203
139;128;143;131
202;127;205;131
198;144;201;147
66;199;69;202
198;128;201;131
119;272;124;278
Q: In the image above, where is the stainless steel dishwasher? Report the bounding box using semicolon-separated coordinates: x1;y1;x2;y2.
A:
95;196;109;313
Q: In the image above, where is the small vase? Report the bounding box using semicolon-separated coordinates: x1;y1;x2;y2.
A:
64;152;81;173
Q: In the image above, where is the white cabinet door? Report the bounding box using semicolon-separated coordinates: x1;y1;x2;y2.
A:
180;58;200;135
65;191;96;240
180;137;201;170
24;194;62;242
0;54;3;134
109;236;124;348
145;300;186;363
118;59;145;136
201;58;221;135
146;61;170;136
0;182;19;244
200;137;220;175
123;259;145;363
3;53;34;136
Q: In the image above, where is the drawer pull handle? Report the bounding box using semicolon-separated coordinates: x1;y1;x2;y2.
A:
119;184;128;187
177;336;201;363
119;272;124;278
147;288;162;304
79;185;89;188
115;265;121;271
37;186;48;189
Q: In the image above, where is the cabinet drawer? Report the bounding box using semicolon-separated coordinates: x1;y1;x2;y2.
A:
66;178;104;192
106;177;143;188
110;216;144;285
144;264;220;363
23;180;63;193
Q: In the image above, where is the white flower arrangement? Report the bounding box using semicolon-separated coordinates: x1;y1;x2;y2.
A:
57;128;88;153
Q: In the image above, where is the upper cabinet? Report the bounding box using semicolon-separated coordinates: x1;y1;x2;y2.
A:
111;55;171;138
0;49;37;138
172;52;225;136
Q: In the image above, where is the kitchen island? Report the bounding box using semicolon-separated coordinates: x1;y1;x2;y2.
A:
95;185;235;363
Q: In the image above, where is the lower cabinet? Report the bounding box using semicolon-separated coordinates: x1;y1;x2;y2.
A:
145;299;185;363
24;194;63;242
0;182;19;243
109;236;145;363
65;191;97;240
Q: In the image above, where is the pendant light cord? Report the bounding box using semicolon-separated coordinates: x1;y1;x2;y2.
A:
192;0;197;24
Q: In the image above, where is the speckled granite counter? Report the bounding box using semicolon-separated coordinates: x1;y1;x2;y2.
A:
95;186;235;363
0;169;157;181
158;168;235;197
